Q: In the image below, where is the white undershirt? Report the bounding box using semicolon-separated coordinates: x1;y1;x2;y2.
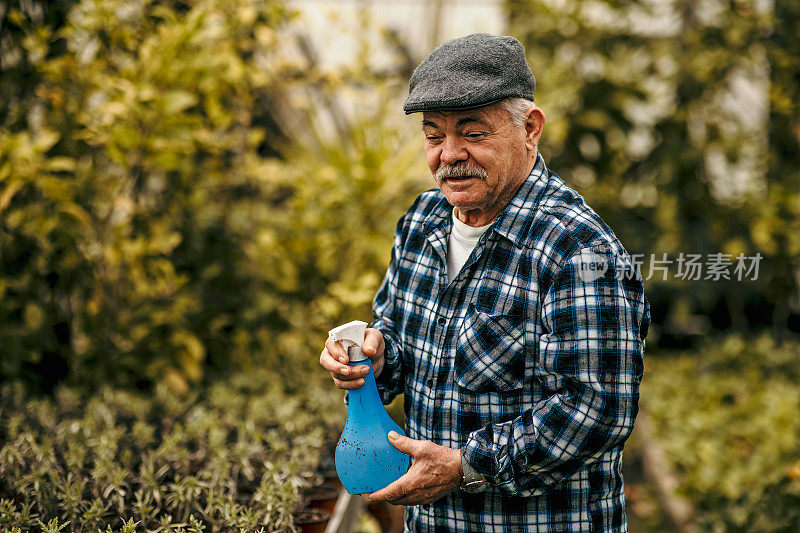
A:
447;209;492;283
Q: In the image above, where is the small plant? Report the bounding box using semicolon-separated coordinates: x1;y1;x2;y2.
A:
0;369;342;532
35;518;69;533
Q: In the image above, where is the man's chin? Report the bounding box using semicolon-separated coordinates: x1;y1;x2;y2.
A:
440;177;481;193
440;189;481;209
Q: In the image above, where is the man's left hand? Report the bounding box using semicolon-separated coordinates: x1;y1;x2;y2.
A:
367;431;462;506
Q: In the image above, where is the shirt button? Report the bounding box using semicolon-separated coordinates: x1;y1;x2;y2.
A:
437;317;446;326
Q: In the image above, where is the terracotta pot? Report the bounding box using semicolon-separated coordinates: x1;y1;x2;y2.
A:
293;509;330;533
302;482;340;515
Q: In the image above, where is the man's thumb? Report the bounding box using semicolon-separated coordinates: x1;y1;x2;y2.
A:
387;431;415;455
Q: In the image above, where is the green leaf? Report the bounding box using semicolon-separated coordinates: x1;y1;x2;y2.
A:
33;130;60;153
23;303;44;330
45;157;76;173
163;91;199;114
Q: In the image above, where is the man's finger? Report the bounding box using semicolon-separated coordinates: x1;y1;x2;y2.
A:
368;472;412;503
333;377;366;390
325;338;349;364
319;348;357;377
363;328;385;357
386;431;419;456
320;348;374;387
319;348;345;372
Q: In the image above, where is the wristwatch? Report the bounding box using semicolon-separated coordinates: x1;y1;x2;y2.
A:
460;450;489;493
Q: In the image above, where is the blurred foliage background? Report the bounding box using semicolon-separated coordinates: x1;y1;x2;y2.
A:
510;0;799;345
0;0;798;531
0;0;428;394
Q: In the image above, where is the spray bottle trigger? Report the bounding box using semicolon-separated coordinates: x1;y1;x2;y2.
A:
328;320;368;362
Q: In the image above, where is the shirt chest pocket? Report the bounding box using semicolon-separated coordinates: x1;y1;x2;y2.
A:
455;304;526;393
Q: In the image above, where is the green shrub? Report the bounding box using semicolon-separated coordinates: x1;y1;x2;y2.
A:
0;372;342;532
0;0;427;392
643;335;800;532
0;0;296;391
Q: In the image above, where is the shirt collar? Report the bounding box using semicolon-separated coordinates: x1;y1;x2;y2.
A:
490;152;551;249
422;153;551;248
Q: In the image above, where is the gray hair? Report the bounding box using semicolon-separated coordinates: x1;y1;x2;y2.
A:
498;97;535;126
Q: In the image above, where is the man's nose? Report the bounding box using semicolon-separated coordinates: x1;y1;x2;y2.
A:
439;136;468;165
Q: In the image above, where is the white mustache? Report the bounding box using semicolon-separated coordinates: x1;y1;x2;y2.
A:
434;163;487;184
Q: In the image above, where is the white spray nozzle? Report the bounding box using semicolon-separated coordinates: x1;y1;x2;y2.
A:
328;320;368;362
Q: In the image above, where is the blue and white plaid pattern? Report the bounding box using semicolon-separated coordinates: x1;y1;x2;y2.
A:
372;154;650;532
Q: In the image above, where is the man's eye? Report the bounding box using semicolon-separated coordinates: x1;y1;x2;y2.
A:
425;135;442;142
465;132;486;140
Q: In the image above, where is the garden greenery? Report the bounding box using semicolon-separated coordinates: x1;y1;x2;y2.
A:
0;0;427;392
2;0;799;530
510;0;800;337
0;371;341;531
1;2;425;527
644;336;800;531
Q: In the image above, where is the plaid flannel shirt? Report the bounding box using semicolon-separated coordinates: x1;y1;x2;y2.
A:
372;154;650;532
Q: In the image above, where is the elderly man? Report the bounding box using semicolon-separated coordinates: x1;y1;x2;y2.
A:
320;33;649;531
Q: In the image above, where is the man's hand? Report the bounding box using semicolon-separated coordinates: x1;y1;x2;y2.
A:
367;431;462;506
319;327;385;390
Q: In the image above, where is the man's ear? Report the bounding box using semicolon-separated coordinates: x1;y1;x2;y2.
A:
525;107;545;150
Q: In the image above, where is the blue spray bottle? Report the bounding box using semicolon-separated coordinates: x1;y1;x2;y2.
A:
329;321;409;494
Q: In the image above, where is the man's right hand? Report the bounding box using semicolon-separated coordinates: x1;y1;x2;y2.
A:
320;327;385;390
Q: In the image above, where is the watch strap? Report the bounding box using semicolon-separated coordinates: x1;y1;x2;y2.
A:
460;449;487;491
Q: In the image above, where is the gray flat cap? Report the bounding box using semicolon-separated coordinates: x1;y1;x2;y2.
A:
403;33;535;115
